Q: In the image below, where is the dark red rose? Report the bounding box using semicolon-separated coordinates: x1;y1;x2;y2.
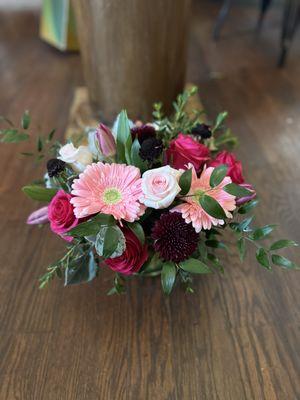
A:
209;150;245;184
166;133;210;171
48;190;78;242
105;227;148;275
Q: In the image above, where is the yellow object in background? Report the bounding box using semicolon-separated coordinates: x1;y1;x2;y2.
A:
40;0;79;51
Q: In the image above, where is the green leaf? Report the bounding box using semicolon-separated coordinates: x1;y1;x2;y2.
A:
179;258;211;274
214;128;238;150
128;221;145;245
213;111;228;132
64;251;97;286
200;194;226;220
179;168;192;195
48;129;55;142
161;262;176;295
21;110;30;129
205;240;228;250
229;222;242;232
198;241;208;260
209;164;228;188
207;253;224;273
0;129;29;143
68;214;115;237
107;274;126;295
256;248;271;269
249;225;276;241
95;225;125;259
130;138;147;171
37;136;43;152
22;185;57;202
239;216;254;232
237;237;246;262
271;254;299;270
116;110;132;163
229;217;253;233
141;252;163;275
224;183;253;198
238;199;259;214
269;240;298;251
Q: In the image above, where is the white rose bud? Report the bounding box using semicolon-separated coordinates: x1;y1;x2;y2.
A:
58;143;93;173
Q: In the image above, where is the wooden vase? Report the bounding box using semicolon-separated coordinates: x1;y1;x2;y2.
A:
72;0;191;123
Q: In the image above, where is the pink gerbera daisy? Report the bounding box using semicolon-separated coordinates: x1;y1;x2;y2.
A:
70;162;145;222
172;165;236;233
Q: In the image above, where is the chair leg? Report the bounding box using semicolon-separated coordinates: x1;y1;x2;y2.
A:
278;0;300;67
213;0;233;40
256;0;273;32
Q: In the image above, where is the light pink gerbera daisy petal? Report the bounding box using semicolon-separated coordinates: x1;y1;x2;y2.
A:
70;162;145;222
171;166;236;233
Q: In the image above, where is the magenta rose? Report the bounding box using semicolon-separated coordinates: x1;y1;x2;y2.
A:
166;133;210;171
105;227;148;275
209;150;245;184
48;190;78;242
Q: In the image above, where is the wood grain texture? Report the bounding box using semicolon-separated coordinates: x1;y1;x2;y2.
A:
0;3;300;399
72;0;191;122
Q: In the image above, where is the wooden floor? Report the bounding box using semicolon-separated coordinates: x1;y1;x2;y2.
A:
1;2;300;399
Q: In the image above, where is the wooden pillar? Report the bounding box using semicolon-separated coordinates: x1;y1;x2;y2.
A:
72;0;191;123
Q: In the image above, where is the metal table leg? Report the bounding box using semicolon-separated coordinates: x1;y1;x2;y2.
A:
278;0;300;67
257;0;273;31
213;0;233;40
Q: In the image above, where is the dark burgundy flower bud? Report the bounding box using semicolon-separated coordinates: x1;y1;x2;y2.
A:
139;137;163;162
191;123;212;139
47;158;66;178
131;124;156;144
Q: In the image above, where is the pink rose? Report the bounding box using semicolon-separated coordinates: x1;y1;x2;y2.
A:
209;150;245;184
105;227;148;275
48;190;78;242
166;133;210;171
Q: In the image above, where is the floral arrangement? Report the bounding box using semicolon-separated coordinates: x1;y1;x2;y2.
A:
1;87;298;294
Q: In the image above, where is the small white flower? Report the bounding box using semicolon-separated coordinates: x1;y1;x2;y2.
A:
58;143;93;173
141;165;182;209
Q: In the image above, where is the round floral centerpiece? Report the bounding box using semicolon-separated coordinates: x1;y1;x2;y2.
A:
3;87;298;294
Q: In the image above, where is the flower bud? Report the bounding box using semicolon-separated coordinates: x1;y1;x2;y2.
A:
27;206;49;225
96;123;116;158
236;183;256;206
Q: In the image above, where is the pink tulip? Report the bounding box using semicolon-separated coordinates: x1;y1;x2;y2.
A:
27;206;49;225
96;123;116;158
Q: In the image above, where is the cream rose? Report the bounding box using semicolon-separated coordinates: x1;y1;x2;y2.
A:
58;143;93;173
141;166;182;209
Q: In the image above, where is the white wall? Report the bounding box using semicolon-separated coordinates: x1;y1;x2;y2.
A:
0;0;41;9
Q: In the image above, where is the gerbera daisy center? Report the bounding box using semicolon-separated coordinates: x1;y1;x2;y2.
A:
103;187;122;205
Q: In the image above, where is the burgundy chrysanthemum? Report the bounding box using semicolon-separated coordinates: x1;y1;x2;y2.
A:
151;212;199;263
131;124;156;144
